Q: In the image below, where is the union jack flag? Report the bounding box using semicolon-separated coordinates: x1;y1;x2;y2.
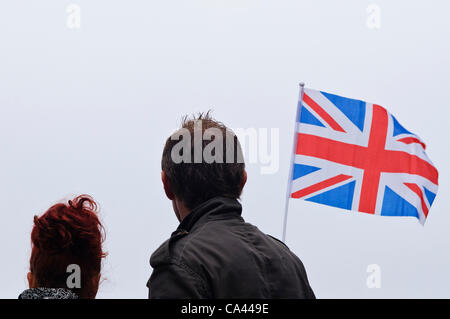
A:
289;88;439;224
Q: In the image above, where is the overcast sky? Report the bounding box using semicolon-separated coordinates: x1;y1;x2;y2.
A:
0;0;449;298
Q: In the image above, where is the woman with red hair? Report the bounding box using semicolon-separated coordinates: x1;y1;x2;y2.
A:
19;195;106;299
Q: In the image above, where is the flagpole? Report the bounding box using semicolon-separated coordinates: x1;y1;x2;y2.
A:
282;82;305;243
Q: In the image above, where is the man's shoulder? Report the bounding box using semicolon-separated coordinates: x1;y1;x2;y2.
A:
150;219;294;270
266;234;291;250
149;238;171;267
150;232;191;268
150;219;247;268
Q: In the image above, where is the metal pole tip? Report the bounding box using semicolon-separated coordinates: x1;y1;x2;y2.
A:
299;82;305;87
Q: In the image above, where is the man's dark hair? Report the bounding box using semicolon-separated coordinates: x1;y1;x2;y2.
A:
161;112;245;210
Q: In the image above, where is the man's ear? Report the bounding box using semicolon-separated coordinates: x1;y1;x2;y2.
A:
241;170;247;191
161;171;175;200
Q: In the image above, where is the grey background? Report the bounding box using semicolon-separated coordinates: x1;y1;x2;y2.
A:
0;0;449;298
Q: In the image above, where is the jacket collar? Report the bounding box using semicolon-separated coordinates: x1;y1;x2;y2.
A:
173;196;243;236
149;196;244;268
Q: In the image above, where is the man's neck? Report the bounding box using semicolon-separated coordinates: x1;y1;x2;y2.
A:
174;199;191;222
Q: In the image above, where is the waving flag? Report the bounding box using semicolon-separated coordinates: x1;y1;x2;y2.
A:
286;86;438;225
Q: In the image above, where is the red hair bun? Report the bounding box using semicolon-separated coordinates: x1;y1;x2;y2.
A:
30;195;106;297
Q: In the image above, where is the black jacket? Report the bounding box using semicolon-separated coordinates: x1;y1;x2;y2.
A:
147;197;315;299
